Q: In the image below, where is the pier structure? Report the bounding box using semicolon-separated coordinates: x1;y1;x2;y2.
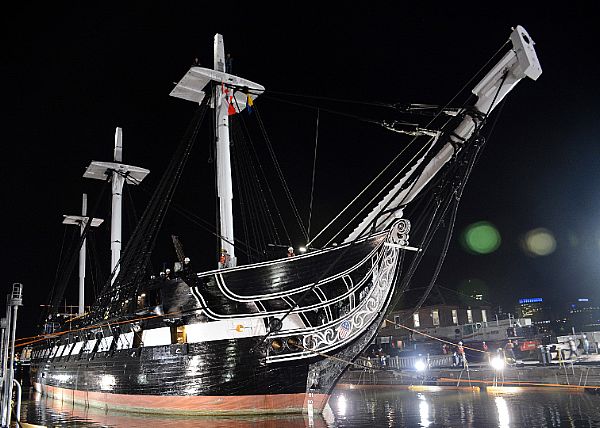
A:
340;353;600;391
0;283;23;427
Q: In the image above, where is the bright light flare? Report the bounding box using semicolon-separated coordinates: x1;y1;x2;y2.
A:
490;356;505;371
299;246;307;253
521;228;556;257
415;359;427;372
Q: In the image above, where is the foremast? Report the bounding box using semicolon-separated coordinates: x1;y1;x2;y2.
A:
344;25;542;243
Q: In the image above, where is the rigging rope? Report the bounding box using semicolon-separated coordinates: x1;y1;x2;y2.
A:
254;105;309;243
306;38;511;246
258;41;513;344
90;94;211;322
129;173;260;258
403;142;481;324
306;132;424;247
231;116;284;249
307;108;319;241
262;94;419;131
322;131;444;247
45;225;69;312
47;182;109;314
87;232;103;301
231;95;293;247
232;122;271;259
391;71;509;323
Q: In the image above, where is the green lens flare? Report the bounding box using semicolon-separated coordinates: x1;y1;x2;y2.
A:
463;222;501;254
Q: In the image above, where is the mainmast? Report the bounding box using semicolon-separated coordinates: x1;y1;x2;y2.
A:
84;127;150;282
62;194;103;315
213;34;236;267
169;33;265;269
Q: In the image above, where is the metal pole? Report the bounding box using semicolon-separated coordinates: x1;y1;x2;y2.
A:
11;380;20;424
4;284;22;427
1;296;12;426
0;318;5;379
0;317;5;427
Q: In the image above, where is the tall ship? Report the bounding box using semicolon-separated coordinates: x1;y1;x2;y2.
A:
30;27;541;415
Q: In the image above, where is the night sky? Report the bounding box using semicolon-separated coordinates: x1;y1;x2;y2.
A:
3;4;599;338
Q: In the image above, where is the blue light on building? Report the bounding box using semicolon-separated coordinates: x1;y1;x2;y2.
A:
518;297;543;304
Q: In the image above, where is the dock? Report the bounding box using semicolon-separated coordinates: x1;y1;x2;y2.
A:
339;354;600;391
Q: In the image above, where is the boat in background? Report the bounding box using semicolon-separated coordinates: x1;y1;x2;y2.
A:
30;27;541;415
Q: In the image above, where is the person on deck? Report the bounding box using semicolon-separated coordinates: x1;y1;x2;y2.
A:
219;249;230;269
569;338;578;359
452;348;459;367
505;339;516;363
287;247;295;257
457;341;466;368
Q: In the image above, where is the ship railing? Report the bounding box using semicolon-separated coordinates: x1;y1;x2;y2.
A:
387;354;454;370
354;354;454;370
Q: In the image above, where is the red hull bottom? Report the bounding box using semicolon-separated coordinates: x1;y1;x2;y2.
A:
34;382;329;416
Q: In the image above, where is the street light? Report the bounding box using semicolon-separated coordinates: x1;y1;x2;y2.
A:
415;359;427;372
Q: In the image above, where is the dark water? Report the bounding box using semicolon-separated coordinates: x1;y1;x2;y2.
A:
18;387;600;427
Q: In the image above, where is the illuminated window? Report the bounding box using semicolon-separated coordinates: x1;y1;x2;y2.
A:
394;315;402;329
481;309;488;323
413;313;420;328
467;309;473;323
432;309;440;326
452;310;458;325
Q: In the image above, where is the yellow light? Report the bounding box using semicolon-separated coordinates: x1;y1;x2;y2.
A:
522;228;557;257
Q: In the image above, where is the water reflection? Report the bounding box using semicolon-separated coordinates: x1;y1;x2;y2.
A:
328;388;600;427
19;388;600;427
417;393;431;427
495;396;510;428
337;394;347;417
23;391;326;427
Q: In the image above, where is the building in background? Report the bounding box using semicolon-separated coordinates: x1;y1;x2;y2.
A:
566;298;600;332
515;297;553;333
377;285;492;354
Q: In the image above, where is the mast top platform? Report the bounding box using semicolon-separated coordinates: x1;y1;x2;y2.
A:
62;215;104;227
170;34;264;111
83;161;150;185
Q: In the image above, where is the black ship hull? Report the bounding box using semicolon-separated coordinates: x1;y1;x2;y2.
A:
31;222;407;415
